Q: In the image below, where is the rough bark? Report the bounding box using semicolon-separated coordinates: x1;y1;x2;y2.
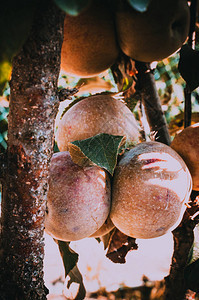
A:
164;192;199;300
0;1;65;299
135;61;171;146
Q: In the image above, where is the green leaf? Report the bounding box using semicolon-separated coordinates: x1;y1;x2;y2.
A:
69;133;125;175
178;44;199;92
184;259;199;292
127;0;151;12
53;0;91;16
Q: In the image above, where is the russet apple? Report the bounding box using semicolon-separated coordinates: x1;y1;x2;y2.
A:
171;123;199;191
110;141;192;239
115;0;190;62
56;94;141;151
61;0;119;77
45;151;111;241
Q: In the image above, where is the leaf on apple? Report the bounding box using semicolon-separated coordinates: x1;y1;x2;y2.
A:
53;0;91;16
68;133;126;175
178;44;199;92
127;0;151;12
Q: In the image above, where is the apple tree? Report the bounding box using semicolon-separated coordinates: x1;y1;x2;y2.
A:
0;0;199;299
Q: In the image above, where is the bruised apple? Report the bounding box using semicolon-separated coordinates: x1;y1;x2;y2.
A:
45;151;111;241
171;123;199;191
115;0;190;62
110;141;192;239
61;0;119;77
56;94;141;151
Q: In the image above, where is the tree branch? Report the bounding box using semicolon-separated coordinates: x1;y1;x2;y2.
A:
164;192;199;299
135;61;171;145
0;1;65;299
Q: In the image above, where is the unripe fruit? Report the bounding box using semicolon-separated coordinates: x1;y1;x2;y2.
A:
115;0;190;62
61;0;119;77
110;141;192;239
171;123;199;191
45;151;111;241
56;94;141;151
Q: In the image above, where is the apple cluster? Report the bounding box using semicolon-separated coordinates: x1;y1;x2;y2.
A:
44;95;195;241
61;0;190;77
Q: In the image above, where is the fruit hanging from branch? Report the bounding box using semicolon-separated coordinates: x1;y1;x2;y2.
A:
171;122;199;191
61;0;119;77
56;94;141;151
110;141;192;239
45;151;111;241
114;0;190;62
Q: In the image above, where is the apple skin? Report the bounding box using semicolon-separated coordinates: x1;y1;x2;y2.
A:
115;0;190;62
56;94;141;151
45;151;111;241
89;216;115;238
171;123;199;191
110;141;192;239
61;0;119;77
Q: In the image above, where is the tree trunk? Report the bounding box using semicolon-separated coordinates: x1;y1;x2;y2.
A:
0;1;65;299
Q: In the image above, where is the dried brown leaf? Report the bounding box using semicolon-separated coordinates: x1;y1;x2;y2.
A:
106;228;138;264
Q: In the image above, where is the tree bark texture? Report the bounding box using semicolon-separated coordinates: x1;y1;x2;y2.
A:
0;1;65;299
135;61;171;146
164;192;199;300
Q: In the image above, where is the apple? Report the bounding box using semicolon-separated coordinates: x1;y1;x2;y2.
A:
45;151;111;241
114;0;190;62
171;123;199;191
56;94;141;151
110;141;192;239
61;0;119;77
